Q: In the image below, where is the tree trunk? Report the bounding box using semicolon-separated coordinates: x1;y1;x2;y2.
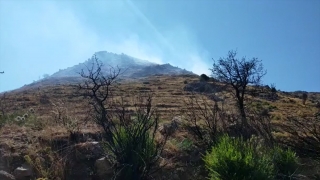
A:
235;89;248;127
239;100;247;126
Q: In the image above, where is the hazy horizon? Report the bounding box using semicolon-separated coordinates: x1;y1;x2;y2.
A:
0;0;319;92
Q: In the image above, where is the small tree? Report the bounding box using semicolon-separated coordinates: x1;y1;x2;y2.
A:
270;83;277;93
182;93;229;148
302;93;308;105
269;83;278;101
78;56;166;179
210;50;266;128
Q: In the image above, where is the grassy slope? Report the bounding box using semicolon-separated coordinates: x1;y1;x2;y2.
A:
0;74;319;179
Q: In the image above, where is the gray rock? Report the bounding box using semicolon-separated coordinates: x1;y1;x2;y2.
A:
67;162;92;180
172;116;182;125
184;82;216;93
159;117;181;136
13;163;33;180
66;142;105;179
95;157;114;180
0;170;16;180
0;153;24;173
173;173;179;180
208;94;224;102
74;141;104;161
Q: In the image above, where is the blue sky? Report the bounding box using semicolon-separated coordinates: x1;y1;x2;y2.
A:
0;0;319;92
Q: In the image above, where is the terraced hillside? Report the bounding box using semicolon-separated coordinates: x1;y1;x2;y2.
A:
0;74;319;179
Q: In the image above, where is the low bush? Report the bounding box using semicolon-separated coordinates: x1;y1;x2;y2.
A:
108;116;160;180
280;116;320;161
178;138;194;151
272;146;299;179
0;112;40;128
204;135;301;180
24;146;65;179
204;135;274;180
182;94;229;149
170;138;194;152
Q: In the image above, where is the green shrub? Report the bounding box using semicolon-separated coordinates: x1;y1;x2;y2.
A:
105;113;161;180
24;146;65;179
170;138;194;152
113;130;156;179
0;112;27;127
268;105;277;111
272;146;298;178
204;135;274;180
178;138;194;151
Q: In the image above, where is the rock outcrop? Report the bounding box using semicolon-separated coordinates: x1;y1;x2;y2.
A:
0;170;16;180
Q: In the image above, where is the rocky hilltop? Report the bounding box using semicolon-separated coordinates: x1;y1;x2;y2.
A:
50;51;194;79
15;51;195;91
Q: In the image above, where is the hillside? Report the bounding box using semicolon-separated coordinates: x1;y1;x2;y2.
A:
0;73;320;179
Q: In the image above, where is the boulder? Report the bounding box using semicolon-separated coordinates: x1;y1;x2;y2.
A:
0;152;25;173
159;116;182;136
183;82;216;93
74;141;104;161
66;162;92;180
13;163;33;180
66;142;104;179
172;116;182;125
0;170;16;180
95;157;114;180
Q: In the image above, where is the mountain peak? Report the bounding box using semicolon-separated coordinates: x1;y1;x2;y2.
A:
50;51;194;79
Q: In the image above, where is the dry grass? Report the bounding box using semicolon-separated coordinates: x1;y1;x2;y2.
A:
0;74;319;179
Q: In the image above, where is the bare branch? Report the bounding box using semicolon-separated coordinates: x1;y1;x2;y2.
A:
210;50;266;131
77;55;166;179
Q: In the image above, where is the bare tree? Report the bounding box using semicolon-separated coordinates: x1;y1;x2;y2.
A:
182;93;232;148
78;56;166;180
210;50;266;128
78;56;121;143
302;93;308;105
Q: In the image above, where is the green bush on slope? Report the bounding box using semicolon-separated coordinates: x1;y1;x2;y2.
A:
204;135;274;180
272;146;299;179
204;135;300;180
